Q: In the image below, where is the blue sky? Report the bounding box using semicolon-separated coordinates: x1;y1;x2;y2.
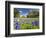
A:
16;8;32;16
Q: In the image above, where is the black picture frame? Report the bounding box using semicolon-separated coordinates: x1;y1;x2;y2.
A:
5;1;45;37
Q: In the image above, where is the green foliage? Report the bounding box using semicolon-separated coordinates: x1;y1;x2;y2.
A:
14;8;20;18
31;26;39;29
27;10;39;18
20;23;32;29
20;23;39;29
21;16;26;18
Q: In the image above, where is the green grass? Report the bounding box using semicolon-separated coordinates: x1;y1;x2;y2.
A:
20;23;39;29
20;23;32;29
31;26;39;29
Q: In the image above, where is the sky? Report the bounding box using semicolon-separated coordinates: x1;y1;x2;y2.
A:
15;8;39;16
16;8;32;16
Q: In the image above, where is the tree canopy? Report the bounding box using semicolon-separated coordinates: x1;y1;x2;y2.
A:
14;8;20;18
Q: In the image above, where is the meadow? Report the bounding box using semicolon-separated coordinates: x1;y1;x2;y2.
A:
14;18;39;30
14;8;39;30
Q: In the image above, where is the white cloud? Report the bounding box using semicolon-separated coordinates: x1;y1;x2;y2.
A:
19;11;22;13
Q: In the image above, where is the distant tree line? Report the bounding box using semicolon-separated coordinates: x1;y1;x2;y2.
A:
27;10;39;18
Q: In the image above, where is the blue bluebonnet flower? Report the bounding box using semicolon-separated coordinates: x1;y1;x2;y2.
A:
32;21;39;26
16;22;20;29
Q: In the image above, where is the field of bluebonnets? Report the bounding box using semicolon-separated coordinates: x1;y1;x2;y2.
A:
14;8;39;30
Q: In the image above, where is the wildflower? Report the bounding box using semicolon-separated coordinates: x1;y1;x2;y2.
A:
16;22;20;29
32;21;39;26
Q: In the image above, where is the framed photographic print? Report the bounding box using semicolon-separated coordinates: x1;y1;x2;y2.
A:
5;1;45;37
